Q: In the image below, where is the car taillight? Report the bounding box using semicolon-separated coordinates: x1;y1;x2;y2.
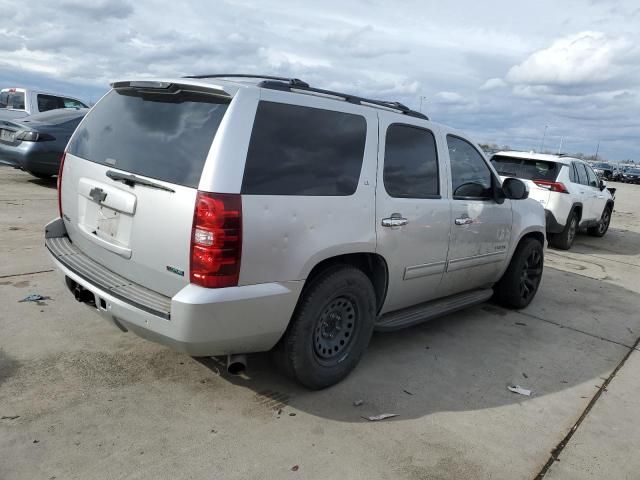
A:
57;152;66;218
190;192;242;288
533;180;569;193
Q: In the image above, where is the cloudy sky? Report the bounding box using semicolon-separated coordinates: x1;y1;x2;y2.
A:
1;0;639;160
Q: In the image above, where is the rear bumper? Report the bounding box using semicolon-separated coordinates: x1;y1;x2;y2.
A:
46;218;302;356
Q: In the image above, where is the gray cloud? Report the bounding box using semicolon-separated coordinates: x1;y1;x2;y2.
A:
0;0;638;160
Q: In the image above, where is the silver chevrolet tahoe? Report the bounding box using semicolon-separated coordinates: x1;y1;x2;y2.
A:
46;74;546;389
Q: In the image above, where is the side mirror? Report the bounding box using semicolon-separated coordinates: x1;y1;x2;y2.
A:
599;179;607;191
502;178;529;200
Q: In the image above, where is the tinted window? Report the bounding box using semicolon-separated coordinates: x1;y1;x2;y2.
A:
574;163;589;185
37;94;65;112
383;124;438;198
67;88;229;188
569;163;578;183
63;97;87;108
491;155;560;181
584;164;599;187
0;91;25;110
447;135;492;198
242;101;366;196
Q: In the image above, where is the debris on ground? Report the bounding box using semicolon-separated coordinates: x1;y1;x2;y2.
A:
289;412;296;416
19;294;50;303
515;322;527;326
353;400;363;407
522;372;528;379
1;415;20;420
507;385;532;396
291;465;299;472
363;413;399;421
403;389;413;395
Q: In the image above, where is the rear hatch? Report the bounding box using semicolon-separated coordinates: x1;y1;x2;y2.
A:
61;82;230;297
491;155;562;207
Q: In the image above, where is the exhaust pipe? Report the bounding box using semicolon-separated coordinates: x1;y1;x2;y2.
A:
226;354;247;375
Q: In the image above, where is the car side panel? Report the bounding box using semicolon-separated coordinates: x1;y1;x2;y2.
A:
236;88;378;286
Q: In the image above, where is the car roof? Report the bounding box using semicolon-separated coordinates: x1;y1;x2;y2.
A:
112;76;467;140
492;150;582;165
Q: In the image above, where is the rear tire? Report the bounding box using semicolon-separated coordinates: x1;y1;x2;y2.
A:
273;266;376;389
587;205;612;237
549;211;578;250
493;237;544;309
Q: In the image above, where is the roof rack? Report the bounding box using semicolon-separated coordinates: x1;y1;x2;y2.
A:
182;73;428;120
182;74;310;88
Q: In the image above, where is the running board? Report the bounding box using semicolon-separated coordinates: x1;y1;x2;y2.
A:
375;289;494;332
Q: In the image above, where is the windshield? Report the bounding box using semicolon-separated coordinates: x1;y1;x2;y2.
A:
627;169;640;174
67;87;229;188
490;155;561;181
0;90;26;110
593;163;612;169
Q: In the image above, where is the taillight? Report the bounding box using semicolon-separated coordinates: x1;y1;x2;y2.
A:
533;180;569;193
57;152;66;218
190;192;242;288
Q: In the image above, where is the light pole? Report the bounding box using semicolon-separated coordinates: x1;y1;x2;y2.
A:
557;136;564;154
419;96;427;113
540;125;548;153
594;141;600;161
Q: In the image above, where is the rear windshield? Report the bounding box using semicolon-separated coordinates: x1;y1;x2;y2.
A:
491;155;561;181
0;91;25;110
67;87;229;188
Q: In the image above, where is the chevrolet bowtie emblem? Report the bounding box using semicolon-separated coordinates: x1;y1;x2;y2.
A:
89;187;107;203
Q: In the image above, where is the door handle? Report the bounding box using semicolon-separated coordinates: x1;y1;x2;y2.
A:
455;217;474;226
381;213;408;227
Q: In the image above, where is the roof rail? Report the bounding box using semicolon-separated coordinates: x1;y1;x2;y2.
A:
258;79;428;120
183;73;428;120
182;73;309;88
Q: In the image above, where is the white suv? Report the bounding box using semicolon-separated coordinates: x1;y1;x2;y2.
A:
491;151;615;250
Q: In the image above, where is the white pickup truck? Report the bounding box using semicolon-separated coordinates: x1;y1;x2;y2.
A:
0;87;88;120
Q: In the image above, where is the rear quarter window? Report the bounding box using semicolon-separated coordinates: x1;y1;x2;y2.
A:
241;101;367;196
67;88;229;188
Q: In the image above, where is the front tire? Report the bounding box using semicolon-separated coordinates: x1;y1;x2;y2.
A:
493;237;544;309
587;205;612;237
549;211;578;250
274;266;376;389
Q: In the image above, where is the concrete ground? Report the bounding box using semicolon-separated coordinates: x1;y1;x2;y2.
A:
1;165;639;480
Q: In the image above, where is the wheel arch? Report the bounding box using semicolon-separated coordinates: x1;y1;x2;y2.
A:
301;253;389;314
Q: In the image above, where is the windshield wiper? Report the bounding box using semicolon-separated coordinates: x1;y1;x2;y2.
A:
106;170;175;193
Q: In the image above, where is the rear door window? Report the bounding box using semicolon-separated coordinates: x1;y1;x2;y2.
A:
242;101;366;196
37;94;65;112
574;163;589;185
491;155;560;181
383;124;439;198
67;87;229;188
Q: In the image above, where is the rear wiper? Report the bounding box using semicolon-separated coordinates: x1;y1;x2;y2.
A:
106;170;175;193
